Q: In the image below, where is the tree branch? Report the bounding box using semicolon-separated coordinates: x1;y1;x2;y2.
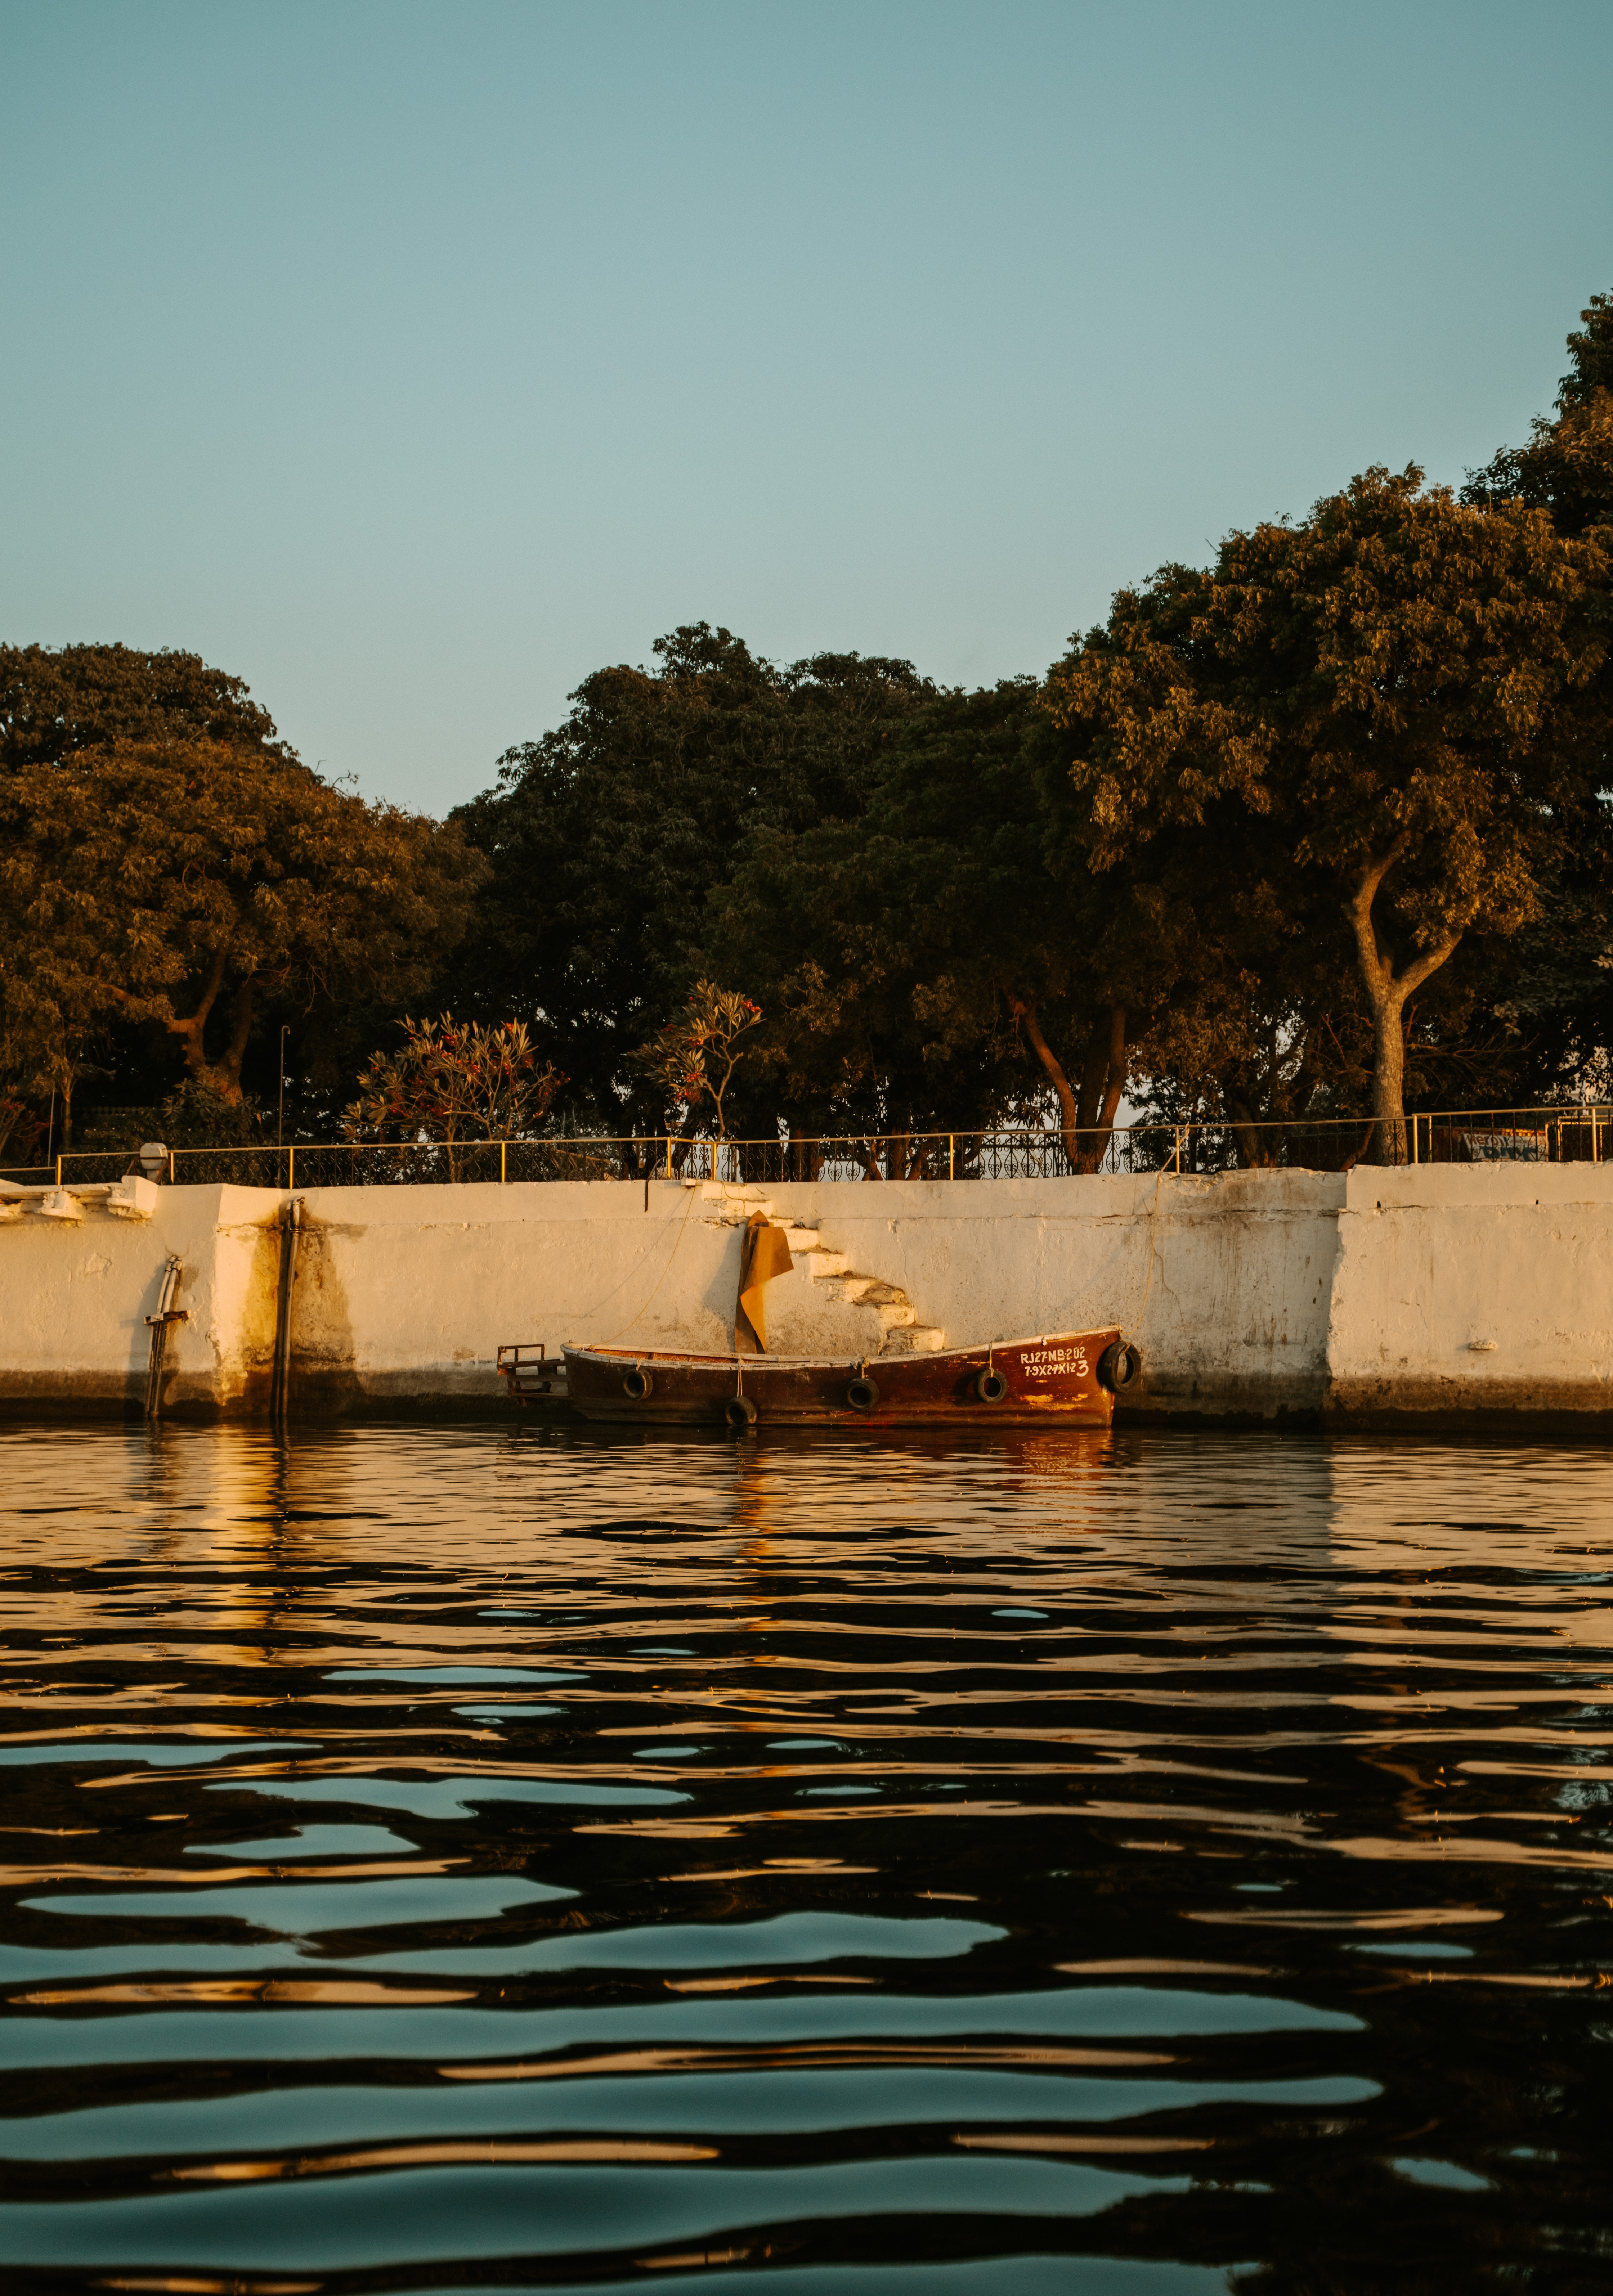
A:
1003;985;1079;1141
1343;837;1408;997
220;972;256;1091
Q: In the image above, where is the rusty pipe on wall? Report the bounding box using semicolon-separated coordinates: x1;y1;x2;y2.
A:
270;1198;302;1425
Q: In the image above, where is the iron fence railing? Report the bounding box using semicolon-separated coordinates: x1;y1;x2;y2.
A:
4;1105;1612;1192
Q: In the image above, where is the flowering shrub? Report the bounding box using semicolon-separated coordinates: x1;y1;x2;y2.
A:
633;983;761;1140
344;1015;565;1172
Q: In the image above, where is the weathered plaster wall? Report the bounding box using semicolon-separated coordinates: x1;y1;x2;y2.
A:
1324;1165;1613;1430
765;1170;1344;1419
0;1186;282;1414
287;1180;746;1408
2;1164;1610;1426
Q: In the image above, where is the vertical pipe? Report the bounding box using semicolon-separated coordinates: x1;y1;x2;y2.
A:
288;1144;295;1191
270;1199;301;1425
949;1134;955;1180
501;1138;507;1185
1411;1113;1419;1165
168;1149;175;1186
145;1257;181;1420
55;1154;63;1185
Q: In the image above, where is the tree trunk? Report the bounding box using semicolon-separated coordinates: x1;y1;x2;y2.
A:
1224;1088;1270;1170
1080;1004;1129;1169
160;947;254;1104
1369;994;1408;1164
1345;848;1460;1167
1005;989;1126;1176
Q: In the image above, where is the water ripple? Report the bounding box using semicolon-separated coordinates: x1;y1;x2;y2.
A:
1;1421;1609;2291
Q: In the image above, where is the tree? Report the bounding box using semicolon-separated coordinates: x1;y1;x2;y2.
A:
632;981;762;1141
1044;467;1610;1155
1459;291;1613;1105
1;740;485;1119
704;677;1253;1172
1464;292;1613;538
445;625;935;1140
1;643;294;774
344;1015;565;1174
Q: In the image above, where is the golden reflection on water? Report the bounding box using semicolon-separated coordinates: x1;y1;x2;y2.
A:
2;1419;1612;2285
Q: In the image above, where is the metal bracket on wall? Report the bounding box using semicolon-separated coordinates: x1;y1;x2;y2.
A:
144;1257;188;1420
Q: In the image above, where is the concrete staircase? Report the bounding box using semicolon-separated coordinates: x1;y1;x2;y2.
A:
696;1181;945;1356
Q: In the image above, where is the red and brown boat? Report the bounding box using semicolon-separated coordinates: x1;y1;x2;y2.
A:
520;1329;1141;1429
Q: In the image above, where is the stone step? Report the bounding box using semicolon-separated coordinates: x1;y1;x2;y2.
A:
882;1324;946;1354
822;1272;876;1302
802;1250;852;1279
828;1276;910;1309
874;1299;917;1331
783;1228;821;1253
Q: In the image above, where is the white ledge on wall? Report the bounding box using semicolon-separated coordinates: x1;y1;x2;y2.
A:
105;1176;159;1221
0;1176;157;1225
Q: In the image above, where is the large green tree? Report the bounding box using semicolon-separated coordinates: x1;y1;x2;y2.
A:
1;643;294;774
699;686;1044;1160
447;624;935;1139
1044;466;1610;1154
1;741;484;1122
704;676;1264;1171
1464;292;1613;538
1459;291;1613;1102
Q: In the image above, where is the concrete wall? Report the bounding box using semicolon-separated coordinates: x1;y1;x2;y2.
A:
1325;1164;1613;1430
2;1163;1610;1428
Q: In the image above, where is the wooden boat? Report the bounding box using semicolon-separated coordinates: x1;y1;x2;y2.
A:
555;1329;1139;1429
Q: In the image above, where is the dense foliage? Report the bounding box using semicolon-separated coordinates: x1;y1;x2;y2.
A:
5;296;1609;1168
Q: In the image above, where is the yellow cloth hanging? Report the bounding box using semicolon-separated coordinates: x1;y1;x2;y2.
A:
735;1210;794;1353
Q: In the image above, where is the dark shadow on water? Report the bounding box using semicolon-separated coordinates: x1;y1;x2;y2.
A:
0;1421;1609;2292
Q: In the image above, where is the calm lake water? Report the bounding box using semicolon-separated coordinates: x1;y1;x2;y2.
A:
1;1421;1610;2296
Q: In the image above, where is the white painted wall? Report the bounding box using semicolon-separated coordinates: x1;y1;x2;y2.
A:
0;1185;279;1412
2;1163;1610;1426
1325;1165;1613;1426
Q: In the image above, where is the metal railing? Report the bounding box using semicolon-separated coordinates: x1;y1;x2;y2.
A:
4;1105;1611;1192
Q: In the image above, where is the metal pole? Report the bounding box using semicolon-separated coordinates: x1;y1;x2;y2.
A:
55;1153;62;1186
168;1149;175;1186
1411;1112;1419;1165
949;1133;955;1180
271;1198;301;1425
501;1138;507;1185
288;1143;295;1190
145;1256;183;1420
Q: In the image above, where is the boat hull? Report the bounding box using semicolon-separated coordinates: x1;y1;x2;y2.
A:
560;1331;1123;1429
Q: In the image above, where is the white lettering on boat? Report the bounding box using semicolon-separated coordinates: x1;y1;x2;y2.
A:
1017;1346;1089;1380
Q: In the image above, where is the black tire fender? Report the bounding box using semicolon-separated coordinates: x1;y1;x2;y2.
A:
974;1366;1008;1403
622;1366;653;1401
846;1374;880;1412
725;1393;758;1429
1097;1339;1142;1392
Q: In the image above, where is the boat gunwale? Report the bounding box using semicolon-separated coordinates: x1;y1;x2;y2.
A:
564;1330;1120;1372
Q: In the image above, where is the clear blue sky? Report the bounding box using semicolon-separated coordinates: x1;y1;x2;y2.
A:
3;0;1610;813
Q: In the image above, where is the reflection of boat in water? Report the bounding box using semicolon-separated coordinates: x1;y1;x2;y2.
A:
550;1330;1141;1429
